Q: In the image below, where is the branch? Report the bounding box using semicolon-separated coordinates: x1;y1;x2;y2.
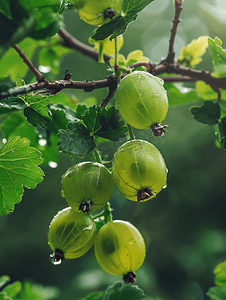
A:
13;44;46;82
0;76;116;99
166;0;183;63
57;28;111;63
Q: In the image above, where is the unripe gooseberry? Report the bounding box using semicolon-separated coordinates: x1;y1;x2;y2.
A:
74;0;122;26
112;139;167;202
94;220;146;283
48;207;97;264
116;71;169;136
61;162;114;213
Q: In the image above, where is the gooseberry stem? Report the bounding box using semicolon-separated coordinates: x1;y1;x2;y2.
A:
114;37;121;82
104;202;113;223
127;124;135;140
90;149;103;164
98;41;105;64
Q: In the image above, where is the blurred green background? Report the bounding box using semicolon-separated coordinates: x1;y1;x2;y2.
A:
1;0;226;299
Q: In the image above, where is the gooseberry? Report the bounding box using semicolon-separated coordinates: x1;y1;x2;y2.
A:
116;71;169;136
61;162;114;213
48;207;97;264
74;0;122;26
94;220;146;283
112;139;167;202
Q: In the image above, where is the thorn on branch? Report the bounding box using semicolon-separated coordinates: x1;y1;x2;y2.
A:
64;68;72;80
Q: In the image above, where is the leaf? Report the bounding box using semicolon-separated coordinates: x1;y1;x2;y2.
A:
15;281;61;300
177;36;208;68
0;112;59;166
2;281;22;298
75;104;88;119
0;97;26;114
78;291;104;300
206;286;226;300
23;95;52;127
82;105;127;141
216;116;226;152
190;101;221;125
164;83;202;106
196;81;226;102
57;121;96;157
104;281;145;300
0;292;12;300
0;275;10;289
0;112;25;139
0;136;44;216
49;103;79;133
91;0;155;40
208;37;226;77
0;1;12;20
214;261;226;287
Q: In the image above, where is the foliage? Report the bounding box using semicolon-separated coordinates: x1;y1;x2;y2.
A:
0;0;226;299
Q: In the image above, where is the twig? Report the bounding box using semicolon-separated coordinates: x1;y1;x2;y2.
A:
160;75;198;82
166;0;183;63
13;44;46;82
0;77;116;99
57;28;111;63
101;87;116;108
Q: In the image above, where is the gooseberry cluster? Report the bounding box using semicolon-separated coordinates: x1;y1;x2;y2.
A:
48;71;168;284
48;0;169;284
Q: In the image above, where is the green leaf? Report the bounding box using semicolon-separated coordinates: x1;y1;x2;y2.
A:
0;112;25;139
91;0;155;40
76;104;89;119
164;83;202;106
2;281;22;298
78;291;104;300
190;101;221;125
0;136;44;216
49;103;79;133
104;281;145;300
0;112;59;166
29;8;62;40
82;105;127;141
0;292;12;300
0;97;27;114
214;261;226;287
195;81;226;102
57;121;96;157
206;286;226;300
0;1;12;20
177;36;208;68
208;37;226;77
23;95;52;128
0;276;10;289
216;116;226;152
14;281;61;300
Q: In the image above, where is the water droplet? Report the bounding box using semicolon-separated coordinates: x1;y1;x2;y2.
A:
48;161;58;168
38;138;47;146
50;253;62;265
2;138;7;144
